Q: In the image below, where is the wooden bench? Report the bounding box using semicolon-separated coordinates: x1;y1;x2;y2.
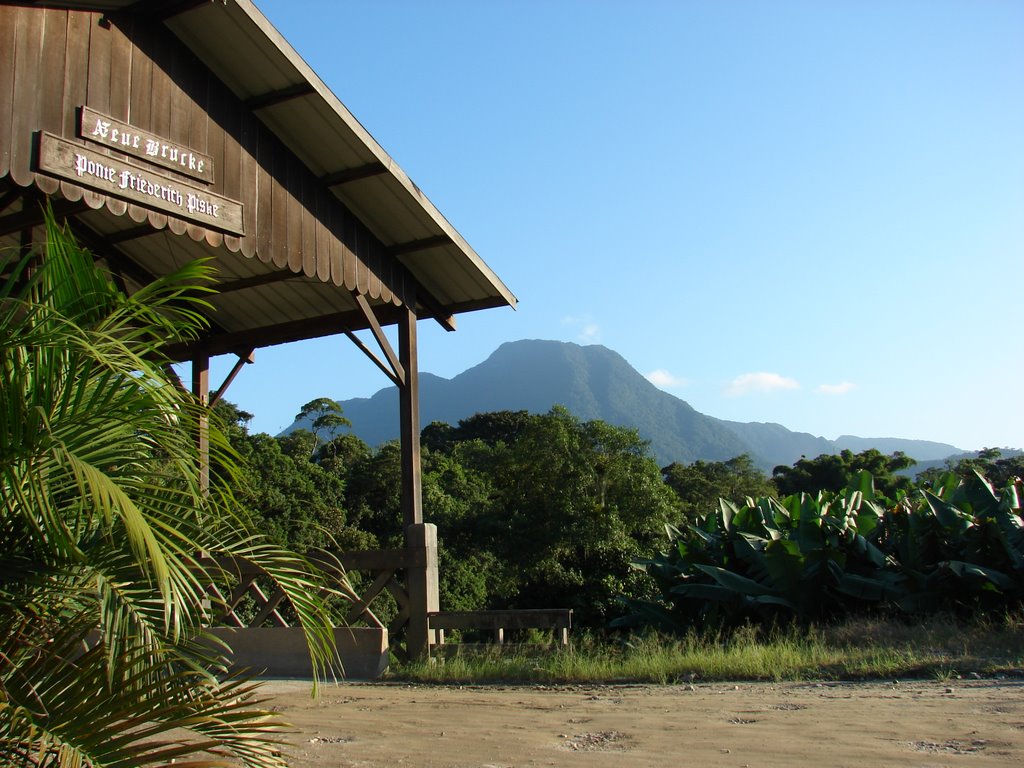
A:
427;608;573;646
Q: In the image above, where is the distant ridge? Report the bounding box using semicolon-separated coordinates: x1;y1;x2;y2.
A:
717;420;835;469
281;339;966;469
831;435;963;461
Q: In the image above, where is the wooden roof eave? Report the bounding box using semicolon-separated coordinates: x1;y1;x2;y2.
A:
12;0;517;318
161;0;518;314
160;293;508;364
161;301;403;363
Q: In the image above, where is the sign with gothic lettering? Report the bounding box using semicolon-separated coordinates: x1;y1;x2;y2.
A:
37;132;244;236
79;107;215;184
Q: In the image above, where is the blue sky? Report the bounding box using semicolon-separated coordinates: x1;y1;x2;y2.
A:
215;0;1023;452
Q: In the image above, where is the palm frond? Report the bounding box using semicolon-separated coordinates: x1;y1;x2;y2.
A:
1;205;342;766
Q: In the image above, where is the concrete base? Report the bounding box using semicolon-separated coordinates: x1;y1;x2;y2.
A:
207;627;389;680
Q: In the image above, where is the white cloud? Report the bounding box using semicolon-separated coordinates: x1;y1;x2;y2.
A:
816;381;856;395
561;314;601;344
646;369;688;389
724;372;800;397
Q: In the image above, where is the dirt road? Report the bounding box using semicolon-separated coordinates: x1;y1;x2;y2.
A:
263;678;1024;767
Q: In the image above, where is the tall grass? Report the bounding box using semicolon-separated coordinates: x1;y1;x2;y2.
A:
390;614;1024;684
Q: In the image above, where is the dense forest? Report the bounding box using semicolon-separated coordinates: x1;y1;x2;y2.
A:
219;398;1024;631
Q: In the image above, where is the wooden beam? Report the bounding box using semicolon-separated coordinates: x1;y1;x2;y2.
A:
160;302;406;361
344;330;401;388
105;224;157;245
64;216;233;339
388;242;467;331
436;295;514;316
0;199;90;238
328;548;412;572
0;188;22;216
209;348;254;407
244;82;317;111
215;269;303;294
126;0;215;21
414;288;457;333
386;261;456;332
389;261;456;332
353;293;405;386
387;234;451;257
320;162;388;187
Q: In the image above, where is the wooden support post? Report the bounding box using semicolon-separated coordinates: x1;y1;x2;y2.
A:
192;354;210;496
398;303;422;529
191;354;211;623
20;224;33;257
396;300;437;659
404;523;439;661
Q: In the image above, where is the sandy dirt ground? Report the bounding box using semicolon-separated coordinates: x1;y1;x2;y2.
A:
262;678;1024;768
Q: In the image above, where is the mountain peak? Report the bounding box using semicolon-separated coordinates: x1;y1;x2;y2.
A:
281;339;964;468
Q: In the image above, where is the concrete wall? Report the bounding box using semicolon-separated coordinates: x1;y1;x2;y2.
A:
207;627;389;680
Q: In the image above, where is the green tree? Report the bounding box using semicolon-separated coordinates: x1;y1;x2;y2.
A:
918;447;1024;488
343;408;678;625
421;448;516;611
449;410;534;447
773;449;915;498
0;213;338;766
242;433;345;549
449;407;677;625
344;441;405;546
294;397;351;458
213;401;373;553
318;432;372;475
662;454;775;522
277;426;318;460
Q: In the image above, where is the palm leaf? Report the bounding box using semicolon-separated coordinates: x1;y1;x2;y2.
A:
1;206;342;766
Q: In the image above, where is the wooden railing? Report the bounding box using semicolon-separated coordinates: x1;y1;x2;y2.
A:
197;525;439;660
428;608;573;647
200;550;411;626
333;549;414;637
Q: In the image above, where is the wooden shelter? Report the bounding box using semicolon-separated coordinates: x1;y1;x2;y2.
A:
0;0;516;662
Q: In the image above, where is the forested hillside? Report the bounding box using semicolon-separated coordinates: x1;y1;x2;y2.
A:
228;399;1024;630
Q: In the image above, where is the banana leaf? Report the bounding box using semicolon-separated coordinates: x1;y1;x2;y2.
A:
718;498;739;533
849;532;887;568
693;564;775;597
942;560;1016;592
922;490;972;533
764;539;803;595
837;572;905;602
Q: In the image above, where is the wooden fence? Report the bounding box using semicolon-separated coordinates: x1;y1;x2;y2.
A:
199;523;440;662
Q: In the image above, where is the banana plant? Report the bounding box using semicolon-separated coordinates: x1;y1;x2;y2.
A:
618;469;1024;632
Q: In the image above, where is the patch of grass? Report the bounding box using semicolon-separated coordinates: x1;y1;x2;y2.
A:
387;613;1024;685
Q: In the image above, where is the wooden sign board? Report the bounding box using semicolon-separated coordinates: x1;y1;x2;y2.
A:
37;132;244;236
80;107;215;184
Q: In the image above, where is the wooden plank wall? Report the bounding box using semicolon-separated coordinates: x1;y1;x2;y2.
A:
0;5;403;306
